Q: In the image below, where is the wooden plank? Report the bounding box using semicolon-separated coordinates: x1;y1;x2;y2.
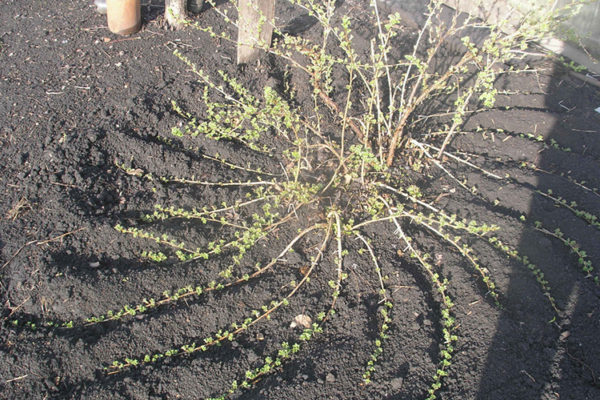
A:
237;0;276;64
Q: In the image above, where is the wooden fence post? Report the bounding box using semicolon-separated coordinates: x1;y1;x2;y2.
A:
237;0;276;64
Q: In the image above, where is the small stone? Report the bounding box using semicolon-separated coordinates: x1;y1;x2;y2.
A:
246;350;258;363
326;373;335;383
86;131;98;143
390;377;404;390
89;261;100;268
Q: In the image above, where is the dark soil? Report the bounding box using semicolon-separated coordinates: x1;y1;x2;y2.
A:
1;1;600;399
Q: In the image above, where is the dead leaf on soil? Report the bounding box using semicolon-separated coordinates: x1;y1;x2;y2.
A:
299;265;310;276
290;314;312;329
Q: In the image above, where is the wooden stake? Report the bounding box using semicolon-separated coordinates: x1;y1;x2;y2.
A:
237;0;276;64
165;0;187;29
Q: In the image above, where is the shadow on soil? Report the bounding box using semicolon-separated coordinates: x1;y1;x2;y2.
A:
477;63;600;399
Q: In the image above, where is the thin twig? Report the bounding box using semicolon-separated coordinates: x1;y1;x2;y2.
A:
1;228;86;270
1;241;37;271
5;375;28;384
37;228;86;246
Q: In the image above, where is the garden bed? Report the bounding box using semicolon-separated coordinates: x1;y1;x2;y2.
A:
1;1;599;399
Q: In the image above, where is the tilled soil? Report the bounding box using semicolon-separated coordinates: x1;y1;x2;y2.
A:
1;1;600;399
